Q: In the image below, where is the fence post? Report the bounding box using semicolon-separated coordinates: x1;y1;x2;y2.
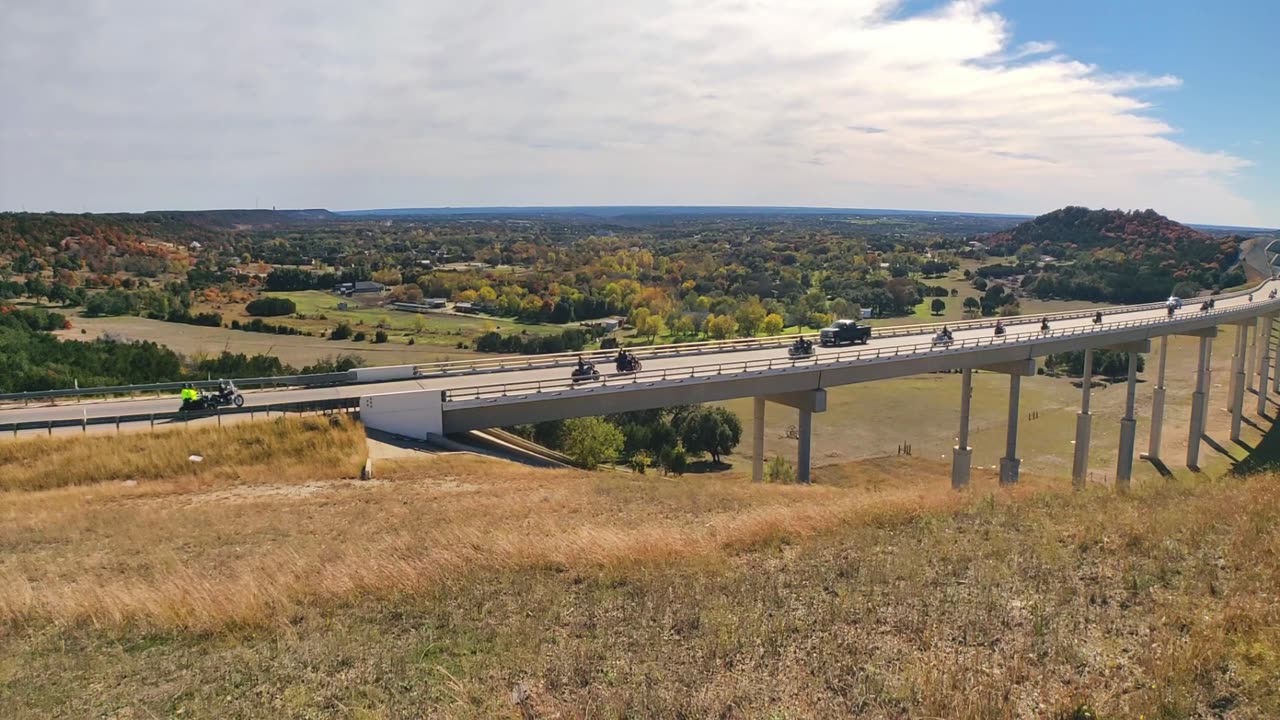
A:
47;420;53;436
216;407;221;427
150;414;155;432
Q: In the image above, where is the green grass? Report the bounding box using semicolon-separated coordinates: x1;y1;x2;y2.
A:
259;291;565;346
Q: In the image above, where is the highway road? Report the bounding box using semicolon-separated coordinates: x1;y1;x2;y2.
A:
2;283;1276;429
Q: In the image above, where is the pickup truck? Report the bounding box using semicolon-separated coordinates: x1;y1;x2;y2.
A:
819;319;872;347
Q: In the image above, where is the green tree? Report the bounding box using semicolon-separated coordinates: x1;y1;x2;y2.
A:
930;298;946;315
562;417;624;470
761;313;785;336
676;406;743;464
962;297;981;316
658;444;688;475
674;315;697;337
735;297;768;336
638;314;667;342
704;314;738;340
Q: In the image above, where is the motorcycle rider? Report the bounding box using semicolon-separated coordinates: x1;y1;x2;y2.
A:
180;383;198;405
1040;317;1050;332
994;320;1005;335
1093;311;1103;324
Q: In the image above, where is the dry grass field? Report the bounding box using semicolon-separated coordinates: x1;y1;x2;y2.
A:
2;420;1278;718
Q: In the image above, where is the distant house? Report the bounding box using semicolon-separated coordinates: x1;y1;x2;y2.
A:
455;302;479;314
334;281;385;296
423;298;447;309
584;316;625;332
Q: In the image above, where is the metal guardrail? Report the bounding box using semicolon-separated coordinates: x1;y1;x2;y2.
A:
411;280;1275;379
443;297;1280;403
0;397;361;437
4;279;1273;406
0;372;357;406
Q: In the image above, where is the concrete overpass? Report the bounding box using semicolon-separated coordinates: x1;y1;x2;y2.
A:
6;280;1280;489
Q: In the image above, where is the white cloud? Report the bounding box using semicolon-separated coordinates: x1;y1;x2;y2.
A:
0;0;1266;225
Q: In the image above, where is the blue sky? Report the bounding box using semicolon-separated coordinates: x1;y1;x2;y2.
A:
1;0;1276;227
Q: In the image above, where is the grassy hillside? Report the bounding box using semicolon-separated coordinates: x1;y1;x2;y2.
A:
1;427;1277;717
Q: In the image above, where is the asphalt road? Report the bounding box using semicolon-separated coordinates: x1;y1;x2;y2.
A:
3;284;1275;428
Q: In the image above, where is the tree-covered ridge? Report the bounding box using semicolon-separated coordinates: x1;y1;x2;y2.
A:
982;207;1245;303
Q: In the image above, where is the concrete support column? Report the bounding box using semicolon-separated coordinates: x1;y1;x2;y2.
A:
797;407;813;485
1232;324;1249;442
1272;316;1280;393
1247;318;1259;393
1147;336;1169;461
999;374;1022;485
1188;336;1212;469
1115;352;1139;493
1071;349;1094;490
951;368;973;489
1228;324;1246;413
752;397;765;482
1259;317;1274;416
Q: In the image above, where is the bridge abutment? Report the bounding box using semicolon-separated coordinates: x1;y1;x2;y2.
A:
1188;332;1215;469
1231;321;1250;441
1000;374;1023;485
751;397;766;482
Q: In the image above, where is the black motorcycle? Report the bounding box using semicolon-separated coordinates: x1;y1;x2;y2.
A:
994;323;1006;336
571;362;601;383
180;386;244;412
1040;319;1050;333
787;339;816;358
614;353;642;373
1092;312;1103;325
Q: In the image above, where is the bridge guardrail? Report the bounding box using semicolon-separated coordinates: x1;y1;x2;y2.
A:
443;296;1280;403
4;279;1272;406
411;280;1275;378
0;397;361;437
0;372;357;406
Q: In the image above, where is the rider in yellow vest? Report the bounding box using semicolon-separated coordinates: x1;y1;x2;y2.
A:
180;383;198;403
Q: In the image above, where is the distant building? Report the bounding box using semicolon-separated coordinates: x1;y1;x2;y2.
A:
334;281;385;296
584;316;625;332
423;298;447;309
455;302;479;314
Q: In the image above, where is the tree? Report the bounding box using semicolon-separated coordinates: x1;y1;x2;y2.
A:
962;297;981;317
930;298;946;316
638;314;666;342
765;456;795;483
674;315;697;337
704;314;738;340
562;417;624;470
735;297;767;336
245;297;297;317
373;329;388;343
676;406;742;464
761;313;785;336
658;445;689;475
330;322;353;341
411;313;428;334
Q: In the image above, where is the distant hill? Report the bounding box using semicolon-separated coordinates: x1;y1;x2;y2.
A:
138;208;340;227
979;207;1247;303
338;205;1033;220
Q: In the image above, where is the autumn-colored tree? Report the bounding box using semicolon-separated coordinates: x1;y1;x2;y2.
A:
735;297;767;337
761;313;785;336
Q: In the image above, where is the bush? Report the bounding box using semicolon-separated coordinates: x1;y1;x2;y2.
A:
766;456;796;483
330;322;353;341
629;450;651;475
373;330;388;344
353;331;367;342
245;297;297;317
658;445;688;476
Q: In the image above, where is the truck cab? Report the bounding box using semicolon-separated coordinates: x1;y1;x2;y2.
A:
819;319;872;347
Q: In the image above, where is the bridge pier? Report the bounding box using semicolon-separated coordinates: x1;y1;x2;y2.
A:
763;389;826;484
1231;322;1250;442
751;397;766;482
1145;336;1169;462
951;368;973;489
1000;374;1022;485
1188;333;1215;469
1246;317;1259;393
1071;349;1094;490
1259;316;1274;415
1115;352;1139;493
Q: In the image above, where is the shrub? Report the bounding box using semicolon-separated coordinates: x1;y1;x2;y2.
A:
245;297;297;317
561;417;624;470
330;322;353;341
765;456;795;483
353;331;367;342
373;330;388;344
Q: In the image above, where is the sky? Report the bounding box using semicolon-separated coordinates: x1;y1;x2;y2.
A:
1;0;1276;227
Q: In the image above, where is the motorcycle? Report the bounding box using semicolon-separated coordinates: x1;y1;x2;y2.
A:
931;331;954;346
787;340;816;358
1040;319;1050;333
614;353;643;373
180;385;244;412
1092;312;1103;325
1200;301;1211;312
993;323;1006;336
571;363;601;383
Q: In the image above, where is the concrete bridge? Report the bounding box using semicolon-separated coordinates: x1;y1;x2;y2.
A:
6;280;1280;488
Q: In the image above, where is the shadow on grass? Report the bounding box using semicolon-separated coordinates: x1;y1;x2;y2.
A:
1231;415;1280;476
684;459;733;475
